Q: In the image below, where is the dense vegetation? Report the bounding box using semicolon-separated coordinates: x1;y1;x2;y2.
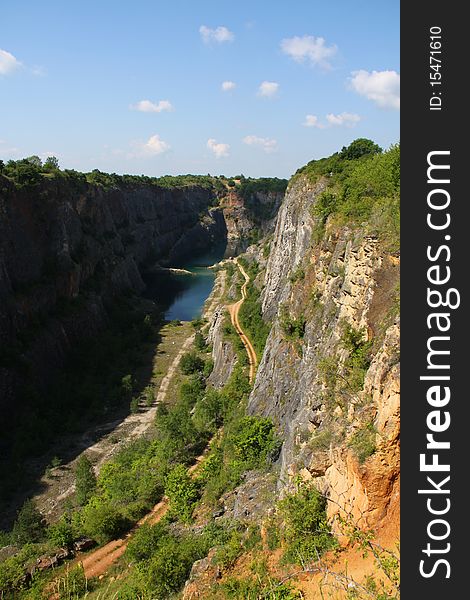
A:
0;296;160;510
297;140;400;251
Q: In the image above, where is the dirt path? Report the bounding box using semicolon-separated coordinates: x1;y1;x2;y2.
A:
59;271;227;583
78;438;213;580
34;269;228;525
227;259;258;383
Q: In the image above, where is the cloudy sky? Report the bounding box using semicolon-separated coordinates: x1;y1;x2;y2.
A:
0;0;399;178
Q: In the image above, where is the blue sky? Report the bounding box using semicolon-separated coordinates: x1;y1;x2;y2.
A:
0;1;399;178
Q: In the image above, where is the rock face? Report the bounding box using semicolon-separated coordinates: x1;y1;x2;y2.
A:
222;189;284;255
247;174;400;538
0;176;226;409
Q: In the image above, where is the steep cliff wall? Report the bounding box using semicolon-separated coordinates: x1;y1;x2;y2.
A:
0;175;226;409
248;174;400;538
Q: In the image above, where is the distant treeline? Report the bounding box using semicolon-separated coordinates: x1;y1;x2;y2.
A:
0;156;287;196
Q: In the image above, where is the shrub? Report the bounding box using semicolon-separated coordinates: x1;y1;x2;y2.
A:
12;499;45;545
81;498;129;543
238;283;271;358
214;529;244;569
164;464;199;523
194;331;208;351
180;352;205;375
232;416;278;465
279;306;306;341
47;515;75;548
349;421;377;463
137;533;207;597
278;485;335;563
341;323;372;392
74;455;96;506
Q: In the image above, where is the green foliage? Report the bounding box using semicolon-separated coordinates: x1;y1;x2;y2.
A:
194;331;208;352
54;564;88;599
130;396;140;413
47;514;75;548
74;455;96;506
278;485;335;563
126;522;169;563
232;416;278;464
214;529;244;569
0;544;45;596
43;156;60;171
164;464;199;523
289;265;305;284
80;498;129;544
193;389;224;432
223;576;301;599
305;143;399;249
279;305;306;341
180;351;205;375
349;421;377;463
130;529;209;598
238;283;271;358
339;138;382;160
341;323;372;392
12;499;45;545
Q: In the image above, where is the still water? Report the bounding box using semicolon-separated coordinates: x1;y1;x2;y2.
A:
143;244;227;321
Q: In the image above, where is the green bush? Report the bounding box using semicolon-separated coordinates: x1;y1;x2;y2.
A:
349;421;377;463
180;352;205;375
341;323;372;392
164;464;199;523
194;331;208;351
232;416;278;465
278;485;335;563
12;499;45;545
74;455;96;506
279;306;306;341
135;532;208;597
47;515;75;548
81;498;129;543
238;283;271;358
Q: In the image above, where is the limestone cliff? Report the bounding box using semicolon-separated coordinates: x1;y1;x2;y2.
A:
0;175;226;410
248;174;400;538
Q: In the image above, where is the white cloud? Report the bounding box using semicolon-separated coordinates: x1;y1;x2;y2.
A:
303;114;324;129
281;35;337;69
350;70;400;110
257;81;279;97
131;134;170;157
0;49;22;75
207;138;230;158
199;25;234;44
131;99;173;113
221;80;236;92
326;112;361;127
243;135;278;153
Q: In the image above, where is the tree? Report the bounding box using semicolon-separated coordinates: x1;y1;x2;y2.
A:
43;156;60;171
12;499;45;545
25;155;43;167
180;352;205;375
165;464;199;522
340;138;382;160
81;498;128;543
74;455;96;506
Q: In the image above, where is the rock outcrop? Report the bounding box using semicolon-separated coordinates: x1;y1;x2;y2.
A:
247;174;400;538
0;176;226;410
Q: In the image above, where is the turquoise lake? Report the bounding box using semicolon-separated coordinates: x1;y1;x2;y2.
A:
143;244;227;321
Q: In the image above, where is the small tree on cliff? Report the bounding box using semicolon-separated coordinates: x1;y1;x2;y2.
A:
75;455;97;506
12;499;46;545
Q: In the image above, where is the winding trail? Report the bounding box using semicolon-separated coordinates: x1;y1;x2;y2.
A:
62;270;227;584
227;259;258;384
